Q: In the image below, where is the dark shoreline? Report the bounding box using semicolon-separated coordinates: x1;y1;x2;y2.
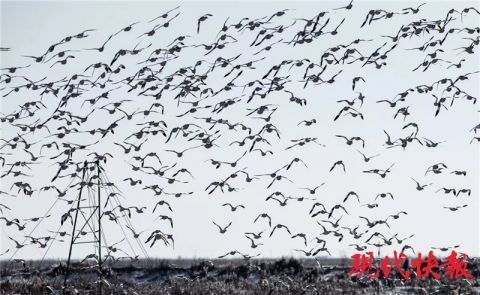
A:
1;257;479;294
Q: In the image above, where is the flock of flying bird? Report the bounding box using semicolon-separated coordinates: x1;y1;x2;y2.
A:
0;1;479;263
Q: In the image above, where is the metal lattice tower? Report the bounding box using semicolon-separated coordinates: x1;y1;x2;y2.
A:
63;160;104;295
